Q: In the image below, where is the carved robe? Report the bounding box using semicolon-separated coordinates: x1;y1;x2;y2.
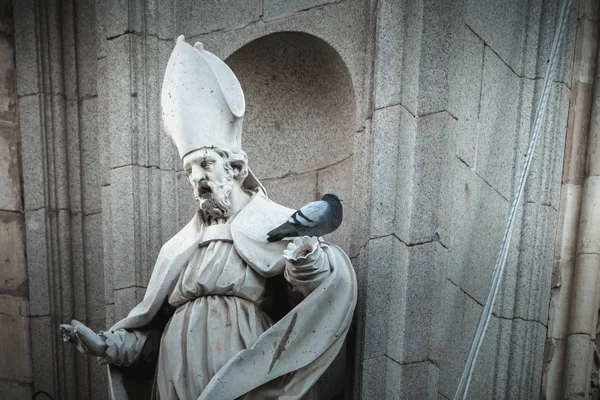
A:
103;191;357;399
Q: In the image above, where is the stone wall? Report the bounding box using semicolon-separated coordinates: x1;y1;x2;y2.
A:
358;0;576;398
7;0;577;399
0;1;32;398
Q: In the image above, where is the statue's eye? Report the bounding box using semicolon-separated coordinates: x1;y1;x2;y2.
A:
201;161;213;170
185;166;192;175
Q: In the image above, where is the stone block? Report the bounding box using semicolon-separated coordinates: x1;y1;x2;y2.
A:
403;112;454;245
0;1;14;35
104;0;144;39
444;158;509;305
438;280;499;399
349;121;372;258
447;25;485;168
317;158;352;253
361;356;439;400
498;203;557;323
475;46;522;200
0;129;21;211
13;0;39;96
261;171;318;210
571;18;599;85
105;34;137;168
29;316;55;394
522;82;569;209
84;213;105;322
176;170;197;230
158;169;181;246
18;94;46;211
362;236;407;361
24;208;50;316
74;0;98;99
0;35;16;123
114;286;146;321
263;0;336;18
371;0;423;114
0;211;27;294
96;56;111;186
415;0;459;116
109;165;147;289
47;95;71;210
65;100;82;214
0;299;32;382
369;104;416;238
562;83;593;185
400;242;446;365
176;0;261;37
0;381;32;400
101;186;114;305
80;98;102;214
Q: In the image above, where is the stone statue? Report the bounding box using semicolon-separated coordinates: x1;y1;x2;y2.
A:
60;36;357;400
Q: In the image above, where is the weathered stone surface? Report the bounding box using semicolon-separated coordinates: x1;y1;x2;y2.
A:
29;316;55;394
0;128;21;211
195;0;370;125
447;25;485;168
18;94;45;211
13;0;39;96
522;82;569;210
369;104;416;238
261;171;318;211
350;121;372;258
176;0;262;37
317;158;353;253
445;158;509;304
0;381;32;400
475;46;522;200
74;0;98;99
362;236;407;361
0;296;32;382
113;286;146;321
0;211;26;294
361;356;439;400
263;0;336;18
84;213;105;321
24;209;50;316
226;32;354;180
0;35;16;122
80;98;102;214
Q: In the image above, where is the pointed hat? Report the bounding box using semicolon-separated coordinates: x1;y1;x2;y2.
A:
162;36;264;192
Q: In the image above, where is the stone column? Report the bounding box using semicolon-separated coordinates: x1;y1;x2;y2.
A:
0;1;33;398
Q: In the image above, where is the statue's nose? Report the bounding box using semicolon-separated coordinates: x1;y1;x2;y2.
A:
190;168;206;183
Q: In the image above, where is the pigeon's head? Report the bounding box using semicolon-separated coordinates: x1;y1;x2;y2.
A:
322;193;343;220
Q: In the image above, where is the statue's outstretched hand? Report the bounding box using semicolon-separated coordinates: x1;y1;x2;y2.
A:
60;319;107;357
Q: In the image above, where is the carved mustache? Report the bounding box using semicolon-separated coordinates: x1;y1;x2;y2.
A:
195;180;214;198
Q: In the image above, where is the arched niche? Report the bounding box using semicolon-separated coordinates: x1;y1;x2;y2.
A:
226;32;356;252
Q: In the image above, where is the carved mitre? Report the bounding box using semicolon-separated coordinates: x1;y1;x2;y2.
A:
162;36;264;192
162;35;245;157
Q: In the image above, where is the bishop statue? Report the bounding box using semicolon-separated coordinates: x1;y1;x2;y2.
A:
61;36;357;400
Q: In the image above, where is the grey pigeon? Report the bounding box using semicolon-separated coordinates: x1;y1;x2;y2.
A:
267;194;343;242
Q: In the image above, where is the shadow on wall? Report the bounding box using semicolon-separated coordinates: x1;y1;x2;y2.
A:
226;32;356;399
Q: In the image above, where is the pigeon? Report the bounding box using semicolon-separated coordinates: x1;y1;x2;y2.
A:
267;193;343;242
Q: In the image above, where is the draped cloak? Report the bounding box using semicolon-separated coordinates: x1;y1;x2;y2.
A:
105;192;357;399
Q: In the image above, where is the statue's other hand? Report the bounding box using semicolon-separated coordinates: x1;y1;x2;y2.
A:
60;319;107;357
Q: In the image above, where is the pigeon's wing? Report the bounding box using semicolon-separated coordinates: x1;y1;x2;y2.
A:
288;200;328;227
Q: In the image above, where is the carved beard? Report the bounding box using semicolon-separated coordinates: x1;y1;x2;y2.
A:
195;179;233;225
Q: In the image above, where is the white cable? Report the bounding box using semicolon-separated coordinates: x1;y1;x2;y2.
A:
453;1;572;398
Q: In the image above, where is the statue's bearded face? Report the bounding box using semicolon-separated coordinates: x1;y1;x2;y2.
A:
183;148;234;224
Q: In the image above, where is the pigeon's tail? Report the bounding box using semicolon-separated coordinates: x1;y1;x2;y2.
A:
267;223;297;242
